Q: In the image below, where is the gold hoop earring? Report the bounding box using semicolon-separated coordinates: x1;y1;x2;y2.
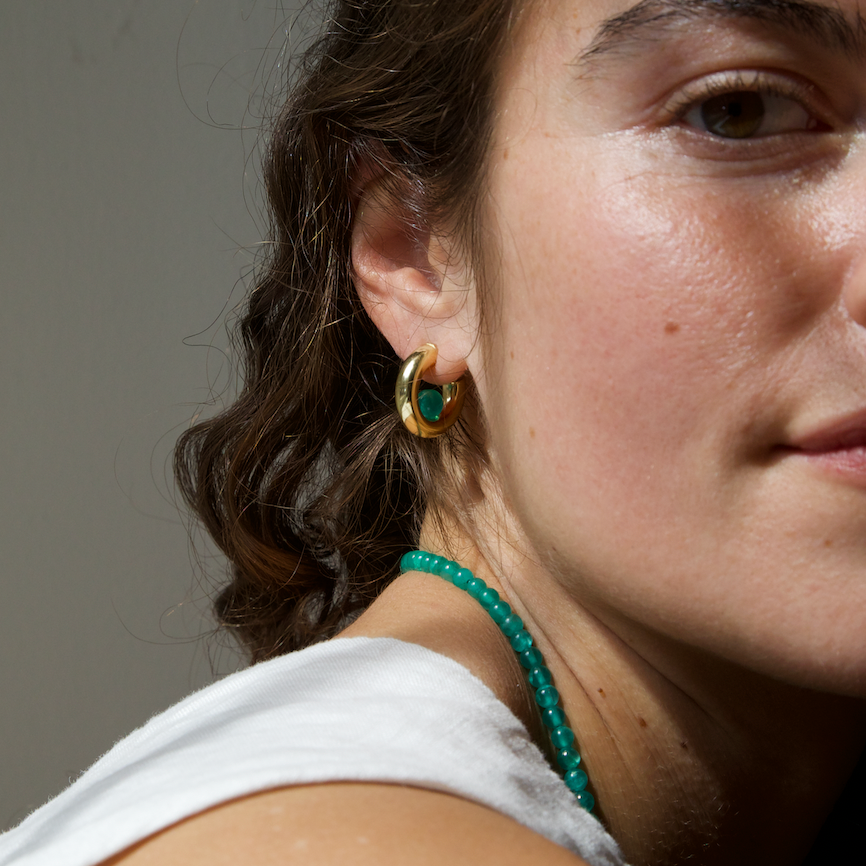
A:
395;343;466;438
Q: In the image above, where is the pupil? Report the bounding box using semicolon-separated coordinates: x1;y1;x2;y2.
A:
700;91;764;138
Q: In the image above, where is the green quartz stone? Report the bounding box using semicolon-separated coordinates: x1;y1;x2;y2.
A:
527;665;552;688
574;790;595;812
550;725;575;749
510;629;533;652
418;389;443;421
488;601;511;624
541;706;566;728
466;577;486;599
564;769;588;793
452;568;472;589
500;613;524;637
556;747;582;770
520;647;544;669
479;587;500;610
438;560;457;581
535;685;560;708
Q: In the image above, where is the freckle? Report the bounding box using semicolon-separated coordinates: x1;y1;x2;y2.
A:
680;741;689;750
664;322;680;334
529;427;536;438
510;350;514;360
598;688;606;697
638;717;647;728
824;538;833;547
503;148;509;160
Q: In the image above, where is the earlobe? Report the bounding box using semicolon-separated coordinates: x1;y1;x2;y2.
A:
351;178;474;384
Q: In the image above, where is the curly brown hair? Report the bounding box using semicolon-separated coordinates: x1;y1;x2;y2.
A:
174;0;518;662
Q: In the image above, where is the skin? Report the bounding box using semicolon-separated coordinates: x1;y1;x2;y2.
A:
356;0;866;860
105;0;866;863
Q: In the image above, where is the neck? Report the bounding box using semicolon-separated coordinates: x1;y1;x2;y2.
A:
413;528;866;866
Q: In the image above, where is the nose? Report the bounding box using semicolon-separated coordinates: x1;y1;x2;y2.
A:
843;249;866;329
839;149;866;329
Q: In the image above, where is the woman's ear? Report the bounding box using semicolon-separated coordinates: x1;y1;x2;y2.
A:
351;178;475;384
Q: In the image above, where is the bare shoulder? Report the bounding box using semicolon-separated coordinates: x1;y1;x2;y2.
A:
103;782;591;866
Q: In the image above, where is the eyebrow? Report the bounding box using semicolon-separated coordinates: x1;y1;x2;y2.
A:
578;0;866;64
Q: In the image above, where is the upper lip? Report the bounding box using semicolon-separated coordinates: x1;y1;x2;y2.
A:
788;408;866;452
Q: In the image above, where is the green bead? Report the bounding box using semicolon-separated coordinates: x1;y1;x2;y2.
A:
488;600;511;624
550;726;575;749
527;665;552;688
418;388;444;421
479;587;500;610
438;560;458;581
452;568;472;588
519;647;543;669
466;577;487;599
556;747;582;770
574;790;595;812
535;685;560;708
500;614;524;637
428;556;446;576
400;552;415;573
510;629;533;652
541;706;566;729
564;769;588;793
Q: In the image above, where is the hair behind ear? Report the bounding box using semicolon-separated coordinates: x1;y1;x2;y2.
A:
174;0;516;661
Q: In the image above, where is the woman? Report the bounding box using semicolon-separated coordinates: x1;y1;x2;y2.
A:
3;0;865;863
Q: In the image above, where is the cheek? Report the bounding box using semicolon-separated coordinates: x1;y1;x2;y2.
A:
480;140;838;580
488;159;741;471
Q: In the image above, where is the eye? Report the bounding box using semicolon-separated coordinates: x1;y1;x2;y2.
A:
671;72;831;140
683;90;821;138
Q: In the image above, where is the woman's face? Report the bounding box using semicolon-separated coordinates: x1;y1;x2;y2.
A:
474;0;866;694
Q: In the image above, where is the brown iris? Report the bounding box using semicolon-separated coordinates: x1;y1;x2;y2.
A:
700;91;764;138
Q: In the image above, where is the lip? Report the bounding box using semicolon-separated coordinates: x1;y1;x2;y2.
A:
782;408;866;486
788;408;866;453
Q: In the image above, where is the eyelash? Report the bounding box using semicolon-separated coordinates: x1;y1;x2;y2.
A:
663;69;828;137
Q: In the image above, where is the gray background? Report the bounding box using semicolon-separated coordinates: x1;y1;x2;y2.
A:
0;0;312;830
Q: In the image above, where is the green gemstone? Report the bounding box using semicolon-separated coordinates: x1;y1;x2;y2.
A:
535;685;560;708
489;601;511;624
418;389;443;421
438;560;457;581
452;568;472;588
574;790;595;812
556;747;582;770
466;577;487;599
550;725;575;749
520;647;543;669
564;769;588;793
527;665;552;688
510;629;533;652
500;614;524;637
541;706;566;729
479;587;500;610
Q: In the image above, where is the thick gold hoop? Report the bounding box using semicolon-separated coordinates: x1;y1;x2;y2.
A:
395;343;466;438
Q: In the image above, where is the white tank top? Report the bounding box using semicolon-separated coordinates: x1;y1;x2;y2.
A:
0;637;625;866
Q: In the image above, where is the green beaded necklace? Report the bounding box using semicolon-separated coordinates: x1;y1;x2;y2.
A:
400;550;596;812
